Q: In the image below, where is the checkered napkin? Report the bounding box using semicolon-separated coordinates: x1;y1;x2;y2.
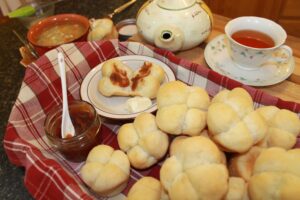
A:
4;40;300;200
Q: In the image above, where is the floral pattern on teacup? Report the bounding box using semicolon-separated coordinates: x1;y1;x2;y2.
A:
209;37;227;53
229;41;271;67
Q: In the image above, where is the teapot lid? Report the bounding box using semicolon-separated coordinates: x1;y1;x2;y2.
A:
157;0;196;10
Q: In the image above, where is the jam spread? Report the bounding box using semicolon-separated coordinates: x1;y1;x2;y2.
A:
54;108;94;139
110;64;130;87
52;105;101;162
131;62;152;91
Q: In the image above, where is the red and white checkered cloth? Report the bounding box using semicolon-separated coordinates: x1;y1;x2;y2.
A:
4;40;300;200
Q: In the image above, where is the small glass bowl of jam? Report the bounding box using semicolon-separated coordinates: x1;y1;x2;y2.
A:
44;100;101;162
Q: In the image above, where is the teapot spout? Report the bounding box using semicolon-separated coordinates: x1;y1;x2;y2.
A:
154;25;184;52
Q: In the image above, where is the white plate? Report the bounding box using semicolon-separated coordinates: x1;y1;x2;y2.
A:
80;55;175;119
204;34;295;86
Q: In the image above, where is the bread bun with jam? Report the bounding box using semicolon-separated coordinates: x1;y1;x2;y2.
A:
98;59;165;99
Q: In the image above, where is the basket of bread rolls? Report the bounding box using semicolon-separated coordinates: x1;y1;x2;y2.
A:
79;74;300;199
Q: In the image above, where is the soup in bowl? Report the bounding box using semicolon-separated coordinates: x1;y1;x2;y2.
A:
27;13;90;55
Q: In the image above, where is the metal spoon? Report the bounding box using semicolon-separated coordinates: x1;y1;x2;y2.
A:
107;0;137;18
58;52;75;139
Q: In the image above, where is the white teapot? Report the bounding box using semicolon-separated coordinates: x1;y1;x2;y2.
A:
136;0;213;52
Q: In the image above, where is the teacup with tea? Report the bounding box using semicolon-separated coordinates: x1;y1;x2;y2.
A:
225;16;292;70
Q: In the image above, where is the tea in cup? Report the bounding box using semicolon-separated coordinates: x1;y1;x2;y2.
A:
225;16;293;70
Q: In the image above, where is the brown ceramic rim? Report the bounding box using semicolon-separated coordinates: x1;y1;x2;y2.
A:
27;13;90;48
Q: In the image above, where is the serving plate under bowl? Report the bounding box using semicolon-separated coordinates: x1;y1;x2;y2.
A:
80;55;175;120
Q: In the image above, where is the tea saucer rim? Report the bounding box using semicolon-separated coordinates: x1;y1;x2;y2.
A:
204;34;295;86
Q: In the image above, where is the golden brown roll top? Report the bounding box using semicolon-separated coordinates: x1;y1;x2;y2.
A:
80;145;130;197
256;106;300;149
160;136;228;200
156;81;210;136
249;147;300;199
117;113;169;169
207;88;268;153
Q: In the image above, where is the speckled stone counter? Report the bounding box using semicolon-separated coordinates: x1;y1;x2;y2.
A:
0;0;145;199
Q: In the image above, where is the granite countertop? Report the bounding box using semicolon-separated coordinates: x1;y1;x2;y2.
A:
0;0;145;199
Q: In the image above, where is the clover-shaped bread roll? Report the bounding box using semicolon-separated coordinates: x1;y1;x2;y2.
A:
256;106;300;150
156;81;210;136
117;113;169;169
87;18;118;41
160;136;228;200
207;87;267;153
229;146;263;181
127;177;169;200
98;59;165;99
80;145;130;197
249;147;300;199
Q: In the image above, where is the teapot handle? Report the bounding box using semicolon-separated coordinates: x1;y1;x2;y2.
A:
154;25;184;52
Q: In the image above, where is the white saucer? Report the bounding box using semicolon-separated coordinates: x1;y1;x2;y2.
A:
204;34;295;86
80;55;175;120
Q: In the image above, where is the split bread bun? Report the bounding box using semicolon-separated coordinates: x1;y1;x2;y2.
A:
160;136;228;200
207;87;268;153
98;59;165;99
256;106;300;149
99;59;133;97
156;81;210;136
117;113;169;169
127;177;169;200
80;145;130;197
249;147;300;199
